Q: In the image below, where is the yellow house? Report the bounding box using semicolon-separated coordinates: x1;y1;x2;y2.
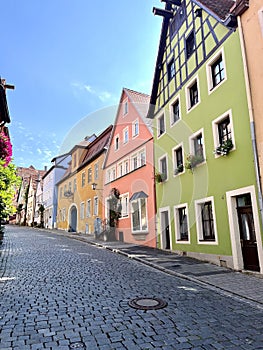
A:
56;126;112;234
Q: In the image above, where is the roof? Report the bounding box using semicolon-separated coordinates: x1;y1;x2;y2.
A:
195;0;235;20
80;125;113;168
124;88;152;130
147;0;247;118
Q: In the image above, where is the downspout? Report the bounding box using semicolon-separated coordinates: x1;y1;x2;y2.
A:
237;16;263;227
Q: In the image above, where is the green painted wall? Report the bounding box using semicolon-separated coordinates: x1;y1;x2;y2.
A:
154;25;260;257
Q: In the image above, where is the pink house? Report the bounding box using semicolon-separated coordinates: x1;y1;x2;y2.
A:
103;88;156;247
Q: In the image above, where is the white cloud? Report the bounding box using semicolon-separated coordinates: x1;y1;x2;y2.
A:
71;81;114;103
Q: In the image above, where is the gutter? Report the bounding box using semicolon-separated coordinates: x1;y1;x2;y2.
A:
237;16;263;228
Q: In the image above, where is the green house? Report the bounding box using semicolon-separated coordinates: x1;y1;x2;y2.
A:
148;0;263;273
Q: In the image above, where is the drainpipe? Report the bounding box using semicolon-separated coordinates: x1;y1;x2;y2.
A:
237;16;263;227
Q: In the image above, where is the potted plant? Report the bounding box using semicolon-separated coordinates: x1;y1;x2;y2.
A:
174;164;184;175
185;154;204;171
155;172;165;183
214;139;233;156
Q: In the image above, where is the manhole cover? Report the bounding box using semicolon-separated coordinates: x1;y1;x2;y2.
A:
128;297;167;310
69;342;85;349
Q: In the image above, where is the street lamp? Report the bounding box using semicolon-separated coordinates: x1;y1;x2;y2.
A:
91;183;103;191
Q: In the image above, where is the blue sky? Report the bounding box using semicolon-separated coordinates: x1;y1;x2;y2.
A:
2;0;163;170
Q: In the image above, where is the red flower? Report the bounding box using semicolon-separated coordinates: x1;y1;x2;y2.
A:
0;132;12;167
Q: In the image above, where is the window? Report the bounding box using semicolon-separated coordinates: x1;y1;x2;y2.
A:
218;116;231;144
133;120;139;137
118;162;123;177
60;188;62;199
212;111;234;156
174;205;189;242
132;155;138;171
171;99;180;125
157;114;165;137
195;197;217;243
193;133;204;159
123;100;128;115
186;31;195;58
62;208;66;222
81;172;85;187
107;167;116;182
86;199;91;218
124;160;129;174
211;55;225;88
167;59;175;81
139;150;146;167
159;156;168;181
115;135;119;151
207;50;226;92
173;145;184;175
94;163;99;180
88;168;92;183
80;202;85;220
123;127;129;144
131;198;148;232
120;194;129;218
170;4;186;37
94;197;98;216
189;81;198;108
73;178;77;193
68;182;72;193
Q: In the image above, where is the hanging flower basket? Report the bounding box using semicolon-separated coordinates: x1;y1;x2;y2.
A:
155;172;165;183
0;132;12;167
174;164;184;175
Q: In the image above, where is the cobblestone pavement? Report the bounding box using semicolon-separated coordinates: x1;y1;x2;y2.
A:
1;226;263;350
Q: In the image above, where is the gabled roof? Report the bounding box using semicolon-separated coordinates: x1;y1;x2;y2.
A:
79;125;113;169
195;0;235;20
147;0;248;118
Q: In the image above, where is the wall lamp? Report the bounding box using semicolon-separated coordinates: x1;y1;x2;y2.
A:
160;0;181;6
92;183;103;191
152;7;174;19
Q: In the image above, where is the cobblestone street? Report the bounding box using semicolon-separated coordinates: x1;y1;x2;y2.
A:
1;226;263;350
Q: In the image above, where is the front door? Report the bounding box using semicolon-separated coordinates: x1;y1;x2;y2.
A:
237;195;260;272
70;206;77;232
161;211;171;250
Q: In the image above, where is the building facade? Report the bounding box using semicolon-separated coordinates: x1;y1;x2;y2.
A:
103;88;156;247
56;128;112;234
148;0;263;271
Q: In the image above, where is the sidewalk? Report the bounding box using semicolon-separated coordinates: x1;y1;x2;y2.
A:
48;229;263;306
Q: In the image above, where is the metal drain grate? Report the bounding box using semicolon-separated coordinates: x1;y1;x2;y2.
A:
128;297;167;310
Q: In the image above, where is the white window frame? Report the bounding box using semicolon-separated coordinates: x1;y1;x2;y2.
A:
80;202;85;220
185;75;200;112
189;128;206;164
212;109;235;158
123;99;128;115
174;203;190;243
206;48;227;94
132;119;139;138
123;127;129;144
157;113;166;138
172;143;185;176
114;134;120;151
93;196;98;216
86;199;91;218
131;153;138;171
158;154;168;182
195;196;218;245
131;197;148;232
120;193;129;218
117;162;123;178
94;162;99;180
170;95;181;126
81;171;86;187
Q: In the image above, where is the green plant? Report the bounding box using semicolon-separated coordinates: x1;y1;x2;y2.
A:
214;139;233;156
185;154;204;171
155;172;165;183
174;164;184;175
